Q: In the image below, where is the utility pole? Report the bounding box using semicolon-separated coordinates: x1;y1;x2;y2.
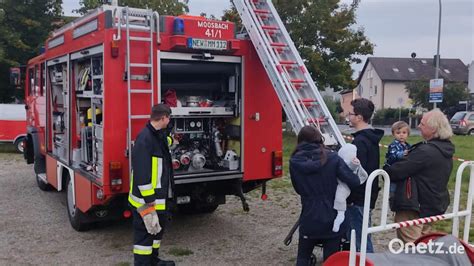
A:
434;0;442;109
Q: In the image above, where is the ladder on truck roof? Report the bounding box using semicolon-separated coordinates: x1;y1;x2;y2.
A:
233;0;345;146
117;7;159;171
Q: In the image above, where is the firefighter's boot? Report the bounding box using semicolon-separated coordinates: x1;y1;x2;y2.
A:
156;258;175;266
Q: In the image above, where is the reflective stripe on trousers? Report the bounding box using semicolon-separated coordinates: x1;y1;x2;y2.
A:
133;210;166;265
133;245;152;255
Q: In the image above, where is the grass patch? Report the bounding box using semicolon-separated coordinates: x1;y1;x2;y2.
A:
0;143;17;153
168;247;194;257
282;131;297;177
267;176;293;191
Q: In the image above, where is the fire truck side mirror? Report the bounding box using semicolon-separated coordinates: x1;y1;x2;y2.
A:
9;67;21;87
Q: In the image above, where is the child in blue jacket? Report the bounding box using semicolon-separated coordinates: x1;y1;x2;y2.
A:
385;121;411;209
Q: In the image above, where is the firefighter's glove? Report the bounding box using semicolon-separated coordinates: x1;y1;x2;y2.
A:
138;205;162;235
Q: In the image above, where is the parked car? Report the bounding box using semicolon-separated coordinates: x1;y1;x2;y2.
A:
450;111;474;135
0;104;27;152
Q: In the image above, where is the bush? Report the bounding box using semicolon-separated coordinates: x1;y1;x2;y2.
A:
323;96;341;123
373;108;411;125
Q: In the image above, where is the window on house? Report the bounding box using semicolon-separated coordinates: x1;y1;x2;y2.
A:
374;85;378;95
444;69;451;74
392;68;399;72
408;68;415;73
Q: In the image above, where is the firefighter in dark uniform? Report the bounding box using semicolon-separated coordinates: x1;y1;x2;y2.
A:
129;104;175;266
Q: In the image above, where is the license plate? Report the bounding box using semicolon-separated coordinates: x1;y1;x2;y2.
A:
187;38;227;51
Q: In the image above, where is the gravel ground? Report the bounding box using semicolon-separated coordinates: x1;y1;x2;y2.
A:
0;153;395;265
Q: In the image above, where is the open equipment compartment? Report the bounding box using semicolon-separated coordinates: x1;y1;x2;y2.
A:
160;53;243;180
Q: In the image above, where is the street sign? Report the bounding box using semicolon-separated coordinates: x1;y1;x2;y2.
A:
459;101;468;104
429;78;444;103
397;97;404;106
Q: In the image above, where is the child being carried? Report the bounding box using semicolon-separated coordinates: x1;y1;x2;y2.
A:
332;143;368;232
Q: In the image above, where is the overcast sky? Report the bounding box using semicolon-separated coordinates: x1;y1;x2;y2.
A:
62;0;473;73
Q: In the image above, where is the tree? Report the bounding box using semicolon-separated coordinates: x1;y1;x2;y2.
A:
405;80;470;111
222;6;242;32
323;96;341;123
76;0;188;15
223;0;373;91
0;0;63;103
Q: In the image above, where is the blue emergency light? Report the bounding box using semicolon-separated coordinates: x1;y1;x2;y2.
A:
173;18;185;35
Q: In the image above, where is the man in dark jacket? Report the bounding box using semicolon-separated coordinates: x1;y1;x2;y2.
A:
385;109;454;243
346;98;384;252
129;104;175;266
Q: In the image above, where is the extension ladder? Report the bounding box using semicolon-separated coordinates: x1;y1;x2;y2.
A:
116;6;159;171
233;0;344;146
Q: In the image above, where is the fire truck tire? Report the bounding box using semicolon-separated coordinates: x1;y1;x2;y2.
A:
178;202;219;214
14;137;25;153
34;157;53;191
66;176;90;231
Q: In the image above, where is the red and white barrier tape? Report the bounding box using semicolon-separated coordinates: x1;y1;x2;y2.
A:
396;215;445;228
343;135;471;163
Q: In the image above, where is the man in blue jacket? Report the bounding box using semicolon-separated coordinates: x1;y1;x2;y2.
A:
346;98;384;252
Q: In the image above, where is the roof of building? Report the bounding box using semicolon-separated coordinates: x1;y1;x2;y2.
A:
357;57;469;84
339;89;354;95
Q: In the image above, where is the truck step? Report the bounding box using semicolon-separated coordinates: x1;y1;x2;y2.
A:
131;89;152;94
130;63;152;68
131;115;149;119
129;36;152;42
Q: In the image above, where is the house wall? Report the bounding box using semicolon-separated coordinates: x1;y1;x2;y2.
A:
383;82;412;109
357;62;384;110
340;91;355;114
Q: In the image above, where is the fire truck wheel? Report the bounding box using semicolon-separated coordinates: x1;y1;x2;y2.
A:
66;176;90;231
14;137;25;153
34;157;53;191
178;202;219;214
36;173;53;191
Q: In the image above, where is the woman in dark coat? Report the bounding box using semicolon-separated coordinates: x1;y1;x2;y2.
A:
290;126;360;264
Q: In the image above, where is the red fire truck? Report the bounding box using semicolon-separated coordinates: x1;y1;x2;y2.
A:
23;4;283;230
0;104;27;152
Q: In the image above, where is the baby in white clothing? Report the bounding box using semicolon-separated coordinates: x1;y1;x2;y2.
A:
332;144;368;232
